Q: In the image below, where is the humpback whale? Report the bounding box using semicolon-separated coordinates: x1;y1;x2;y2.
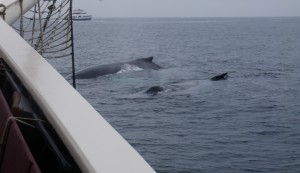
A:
145;86;164;95
75;57;162;79
210;73;228;81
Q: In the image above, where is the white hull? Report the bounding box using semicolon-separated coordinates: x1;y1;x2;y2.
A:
72;15;92;21
72;9;92;21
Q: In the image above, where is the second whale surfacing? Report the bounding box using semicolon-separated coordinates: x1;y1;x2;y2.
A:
145;86;164;95
75;56;162;79
210;73;228;81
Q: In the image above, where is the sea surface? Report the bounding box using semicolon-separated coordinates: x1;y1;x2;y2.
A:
48;17;300;173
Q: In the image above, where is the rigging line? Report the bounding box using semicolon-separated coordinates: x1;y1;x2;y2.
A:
0;117;13;148
20;1;70;34
37;0;67;46
43;0;70;17
66;11;70;48
29;16;69;35
23;12;68;30
25;30;68;43
31;5;37;46
23;15;49;20
11;25;20;31
28;0;46;13
47;18;70;32
44;52;72;59
12;12;40;33
38;22;69;42
37;1;66;19
38;38;71;50
39;0;51;13
34;0;52;50
18;0;46;33
48;7;70;22
21;19;70;41
42;0;57;36
51;1;67;33
23;29;70;45
19;0;24;37
46;4;68;20
35;0;44;52
40;25;71;45
41;25;71;42
12;25;42;33
0;116;46;146
70;0;76;88
36;30;71;49
25;2;69;21
0;4;6;20
40;44;72;53
15;117;47;124
43;36;72;47
22;17;34;31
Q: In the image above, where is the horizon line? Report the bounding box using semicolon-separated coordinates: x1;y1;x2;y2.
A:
91;16;300;19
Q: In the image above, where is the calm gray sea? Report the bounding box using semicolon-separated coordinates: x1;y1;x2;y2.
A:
49;17;300;173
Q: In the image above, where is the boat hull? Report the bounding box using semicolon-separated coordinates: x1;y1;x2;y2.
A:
72;16;92;21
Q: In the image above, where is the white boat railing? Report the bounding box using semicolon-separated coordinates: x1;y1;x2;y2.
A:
0;17;156;173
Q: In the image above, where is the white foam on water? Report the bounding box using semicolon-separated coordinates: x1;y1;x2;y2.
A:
117;64;143;74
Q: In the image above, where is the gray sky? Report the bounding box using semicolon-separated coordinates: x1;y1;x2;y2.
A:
74;0;300;18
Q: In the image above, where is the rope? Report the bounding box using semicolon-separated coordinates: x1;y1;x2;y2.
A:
45;52;72;59
40;43;72;53
36;0;43;54
13;0;77;88
35;0;57;50
19;0;24;37
10;1;75;55
0;117;47;148
70;0;76;88
0;4;6;20
31;5;37;46
37;29;71;49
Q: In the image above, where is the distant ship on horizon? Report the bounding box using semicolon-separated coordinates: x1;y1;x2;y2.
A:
72;9;92;21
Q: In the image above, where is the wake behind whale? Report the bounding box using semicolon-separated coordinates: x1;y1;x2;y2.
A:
75;56;162;79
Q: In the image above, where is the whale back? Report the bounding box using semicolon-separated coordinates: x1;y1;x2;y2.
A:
138;56;153;62
131;57;161;70
75;63;122;79
75;57;162;79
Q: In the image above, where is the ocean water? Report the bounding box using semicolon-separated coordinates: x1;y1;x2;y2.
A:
49;17;300;173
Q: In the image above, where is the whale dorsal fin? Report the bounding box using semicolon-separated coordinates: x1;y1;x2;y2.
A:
139;56;153;62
